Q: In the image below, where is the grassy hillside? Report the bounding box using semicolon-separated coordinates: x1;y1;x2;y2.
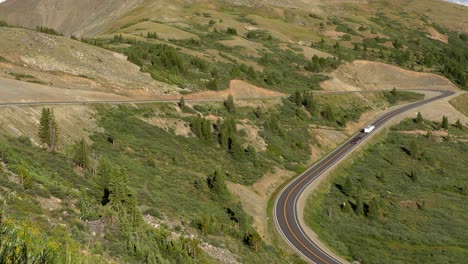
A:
0;90;422;263
450;93;468;117
0;0;466;262
305;119;468;263
1;0;466;94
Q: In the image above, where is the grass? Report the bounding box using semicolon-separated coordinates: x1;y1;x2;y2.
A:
449;93;468;117
304;121;468;263
8;72;36;80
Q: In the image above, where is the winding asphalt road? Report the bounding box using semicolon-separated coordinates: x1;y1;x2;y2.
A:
274;90;455;264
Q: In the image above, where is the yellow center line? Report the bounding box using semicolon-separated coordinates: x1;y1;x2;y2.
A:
283;143;352;263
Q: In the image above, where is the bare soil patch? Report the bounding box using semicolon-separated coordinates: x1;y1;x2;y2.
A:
426;27;448;43
397;130;448;137
0;103;101;146
0;27;178;97
219;37;263;58
236;121;267;152
396;92;468;125
321;60;458;91
119;21;198;40
185;80;285;100
227;168;295;242
279;43;332;59
140;116;191;137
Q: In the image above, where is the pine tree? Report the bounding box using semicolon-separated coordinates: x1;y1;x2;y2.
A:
73;138;90;169
39;108;50;146
415;112;423;123
178;96;185;109
455;119;463;129
48;109;58;152
224;95;236;113
38;108;58;151
303;92;316;114
243;229;262;251
442;115;449;130
230;138;244;160
206;168;230;200
291;90;303;106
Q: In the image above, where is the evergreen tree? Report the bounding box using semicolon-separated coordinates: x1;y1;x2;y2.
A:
224;95;236;113
178;96;185;109
415;112;423;123
73;138;90;170
442;115;449;130
265;114;281;134
455;119;463;129
290;90;303;107
303;91;316;114
367;198;380;219
206;167;230;200
391;87;398;97
426;130;433;140
38;108;58;151
322;105;335;122
230;138;244;160
243;229;262;251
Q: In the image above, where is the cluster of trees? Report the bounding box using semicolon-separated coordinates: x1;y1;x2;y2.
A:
38;108;59;152
340;177;382;219
290;90;316;113
245;30;273;41
216;118;245;160
189;97;258;163
35;25;63;36
127;43;187;74
203;168;262;251
226;27;237;35
146;32;158;39
96;159;206;262
229;64;257;81
305;55;341;73
190;116;212;142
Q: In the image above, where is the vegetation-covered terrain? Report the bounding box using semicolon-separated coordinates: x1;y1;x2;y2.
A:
305;117;468;263
0;0;466;263
0;90;422;263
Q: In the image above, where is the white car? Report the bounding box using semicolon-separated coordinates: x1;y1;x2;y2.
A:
364;125;375;133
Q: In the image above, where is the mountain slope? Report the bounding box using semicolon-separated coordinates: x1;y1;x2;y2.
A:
0;0;142;36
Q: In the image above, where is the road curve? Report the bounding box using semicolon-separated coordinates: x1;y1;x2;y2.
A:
274;90;455;264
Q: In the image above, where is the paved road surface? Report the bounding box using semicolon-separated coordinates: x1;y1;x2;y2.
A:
274;90;455;264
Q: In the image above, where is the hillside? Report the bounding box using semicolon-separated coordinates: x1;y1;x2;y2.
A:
0;0;142;36
0;27;178;98
0;0;467;263
305;119;468;263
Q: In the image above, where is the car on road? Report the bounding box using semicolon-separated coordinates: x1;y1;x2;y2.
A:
363;125;375;133
351;136;362;144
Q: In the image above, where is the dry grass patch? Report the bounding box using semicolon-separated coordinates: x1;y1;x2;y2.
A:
321;60;458;91
449;93;468;117
119;21;199;40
